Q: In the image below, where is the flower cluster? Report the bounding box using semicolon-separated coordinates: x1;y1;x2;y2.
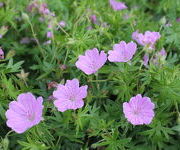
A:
26;0;67;46
75;41;137;74
27;0;53;16
5;0;167;134
132;30;161;50
5;36;156;133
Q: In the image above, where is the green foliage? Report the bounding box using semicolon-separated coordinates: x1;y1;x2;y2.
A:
0;0;180;149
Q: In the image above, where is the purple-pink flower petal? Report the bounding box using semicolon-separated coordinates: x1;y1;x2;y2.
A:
5;92;44;134
132;30;161;49
47;31;53;38
108;41;137;62
59;21;66;28
123;94;155;125
143;53;149;67
0;47;4;59
109;0;127;11
158;48;167;58
176;17;180;22
75;48;107;75
90;15;97;24
53;79;88;112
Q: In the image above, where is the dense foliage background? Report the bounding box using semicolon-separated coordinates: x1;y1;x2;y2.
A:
0;0;180;149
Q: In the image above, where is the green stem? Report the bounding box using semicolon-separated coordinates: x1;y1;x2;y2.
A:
27;17;44;57
5;130;14;138
89;79;109;82
175;101;179;114
95;72;100;96
63;47;70;65
56;22;70;37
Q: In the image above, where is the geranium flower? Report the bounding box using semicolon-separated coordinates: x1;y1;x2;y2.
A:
176;17;180;22
47;31;53;38
75;48;107;75
123;94;155;125
90;15;97;24
53;79;88;112
152;48;167;66
108;41;137;62
109;0;127;11
132;30;161;49
143;53;149;67
5;93;44;133
158;48;167;58
39;3;50;15
59;21;66;28
0;47;4;59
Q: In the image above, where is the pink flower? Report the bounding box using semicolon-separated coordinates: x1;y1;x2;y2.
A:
48;24;52;29
158;48;167;58
143;53;149;67
0;47;4;59
90;15;97;24
59;21;66;28
123;94;155;125
132;31;144;45
75;48;107;75
39;3;50;15
108;41;137;62
176;17;180;22
47;31;53;38
0;2;4;8
152;48;167;66
5;93;44;133
132;30;161;49
53;79;88;112
109;0;127;11
27;1;38;12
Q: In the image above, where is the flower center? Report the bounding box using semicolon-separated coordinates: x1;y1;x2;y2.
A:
133;110;140;115
27;112;35;121
69;96;76;101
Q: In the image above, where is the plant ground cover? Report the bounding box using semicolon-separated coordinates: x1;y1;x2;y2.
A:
0;0;180;149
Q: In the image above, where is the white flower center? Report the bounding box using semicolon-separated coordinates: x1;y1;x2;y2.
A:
69;96;76;101
27;112;35;121
133;109;140;115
